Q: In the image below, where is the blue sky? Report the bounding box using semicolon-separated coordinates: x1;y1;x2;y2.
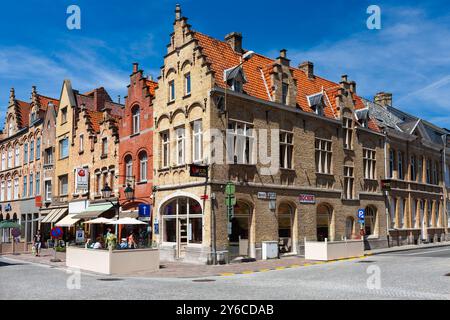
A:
0;0;449;128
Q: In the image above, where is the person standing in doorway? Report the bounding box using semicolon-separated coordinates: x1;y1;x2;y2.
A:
33;230;42;257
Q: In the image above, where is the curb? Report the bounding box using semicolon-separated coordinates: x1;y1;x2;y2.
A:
365;243;450;256
217;255;370;277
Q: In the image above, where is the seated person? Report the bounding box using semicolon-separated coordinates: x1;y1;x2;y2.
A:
91;237;103;249
119;238;128;249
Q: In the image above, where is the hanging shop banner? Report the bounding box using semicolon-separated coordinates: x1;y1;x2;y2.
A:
299;194;315;204
76;168;89;191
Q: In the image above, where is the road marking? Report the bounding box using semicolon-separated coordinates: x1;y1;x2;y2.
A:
275;266;286;270
241;270;254;274
404;248;450;256
303;263;311;266
290;264;300;268
220;273;235;276
259;269;270;272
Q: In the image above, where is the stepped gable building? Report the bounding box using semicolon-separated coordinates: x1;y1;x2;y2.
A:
118;63;157;219
40;80;123;239
364;93;450;245
152;5;387;264
0;86;59;243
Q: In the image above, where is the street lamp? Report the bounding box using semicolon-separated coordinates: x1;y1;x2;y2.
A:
124;184;135;201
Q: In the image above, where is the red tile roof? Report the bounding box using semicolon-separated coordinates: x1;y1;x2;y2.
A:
193;31;380;132
86;110;103;133
16;100;31;128
37;94;60;111
145;80;158;96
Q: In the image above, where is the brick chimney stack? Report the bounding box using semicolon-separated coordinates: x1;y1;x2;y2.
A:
175;4;181;21
132;62;139;73
374;92;393;107
225;32;243;54
277;49;290;66
9;88;15;106
299;61;314;79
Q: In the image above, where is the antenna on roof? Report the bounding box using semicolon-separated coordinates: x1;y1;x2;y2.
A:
118;95;121;104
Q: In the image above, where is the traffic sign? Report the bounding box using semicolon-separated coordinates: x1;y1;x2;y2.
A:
138;204;151;217
51;227;63;239
357;209;365;219
225;182;235;196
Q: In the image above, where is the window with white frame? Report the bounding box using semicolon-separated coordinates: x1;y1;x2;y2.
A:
125;155;133;179
14;145;19;166
315;138;332;174
176;127;185;165
7;148;12;168
7;179;11;201
29;141;34;162
343;118;353;149
35;172;40;195
59;174;68;196
363;148;376;179
192;121;203;163
139;151;148;182
388;149;394;178
14;178;19;200
44;180;52;201
397;151;404;180
22;176;27;198
184;73;191;95
96;173;101;195
36;138;40;160
61;107;67;124
161;131;170;168
29;173;33;197
59;138;68;159
1;152;5;170
227;121;254;164
24;143;28;164
1;181;5;202
432;161;438;185
169;80;175;102
132;106;140;134
343;166;354;200
280;132;294;169
101;138;108;157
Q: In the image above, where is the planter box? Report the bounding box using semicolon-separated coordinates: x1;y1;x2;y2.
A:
304;239;364;261
66;246;160;275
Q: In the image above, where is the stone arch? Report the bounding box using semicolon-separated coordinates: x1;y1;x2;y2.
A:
180;59;193;71
165;67;177;78
187;102;204;119
316;203;334;241
170;108;187;125
156;113;170;129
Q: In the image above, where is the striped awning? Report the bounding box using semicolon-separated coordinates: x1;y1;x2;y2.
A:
41;208;68;223
73;203;114;219
55;214;80;227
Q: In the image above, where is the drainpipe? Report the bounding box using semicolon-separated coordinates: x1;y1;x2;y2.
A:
383;133;390;247
442;134;448;234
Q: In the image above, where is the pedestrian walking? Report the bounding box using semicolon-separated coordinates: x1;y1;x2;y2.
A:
33;230;42;257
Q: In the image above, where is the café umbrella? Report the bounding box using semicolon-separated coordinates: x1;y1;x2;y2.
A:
84;217;113;224
107;217;147;225
0;220;21;229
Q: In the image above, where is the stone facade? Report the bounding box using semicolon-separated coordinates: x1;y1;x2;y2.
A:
367;95;450;246
152;5;387;264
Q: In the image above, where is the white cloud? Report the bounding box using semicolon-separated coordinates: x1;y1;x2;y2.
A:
284;5;450;128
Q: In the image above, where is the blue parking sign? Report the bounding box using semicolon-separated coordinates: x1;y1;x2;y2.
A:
358;209;365;219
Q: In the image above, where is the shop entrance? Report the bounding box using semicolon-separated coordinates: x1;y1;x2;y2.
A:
161;196;203;259
317;203;333;241
278;202;294;254
229;201;252;258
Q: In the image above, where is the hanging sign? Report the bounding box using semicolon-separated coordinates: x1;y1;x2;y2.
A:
76;168;89;191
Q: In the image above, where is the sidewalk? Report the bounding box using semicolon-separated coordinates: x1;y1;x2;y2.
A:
366;241;450;255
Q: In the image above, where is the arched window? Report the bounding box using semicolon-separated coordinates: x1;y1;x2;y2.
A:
132;106;140;134
365;206;377;235
139;151;148;182
125;155;133;179
345;217;354;239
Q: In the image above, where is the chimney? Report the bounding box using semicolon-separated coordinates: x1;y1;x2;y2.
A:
175;4;182;21
299;61;314;79
132;62;138;73
277;49;290;66
225;32;243;53
374;92;393;107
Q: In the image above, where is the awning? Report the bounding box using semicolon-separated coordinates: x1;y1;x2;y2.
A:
73;203;114;219
118;211;138;218
55;214;80;227
41;208;68;224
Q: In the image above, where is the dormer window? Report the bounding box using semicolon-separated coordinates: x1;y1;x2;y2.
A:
307;93;324;116
224;66;247;93
356;108;370;128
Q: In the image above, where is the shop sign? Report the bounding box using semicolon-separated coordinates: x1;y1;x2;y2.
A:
299;194;315;204
189;164;208;178
35;195;42;208
269;200;276;211
257;192;267;199
138;204;151;217
75;229;85;243
268;192;277;200
381;179;391;191
75;168;89;191
153;217;159;235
